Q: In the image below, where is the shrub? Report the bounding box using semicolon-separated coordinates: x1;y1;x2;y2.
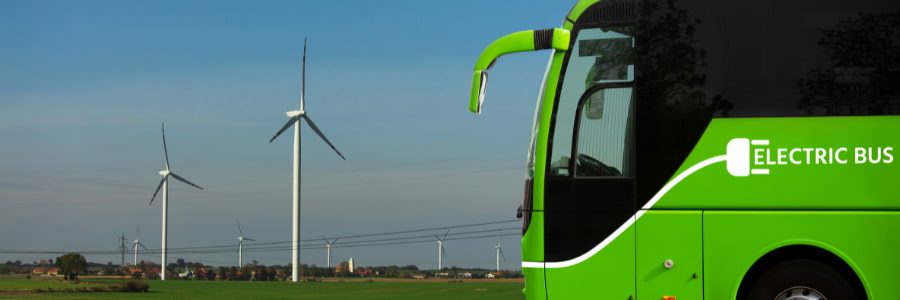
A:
117;280;150;293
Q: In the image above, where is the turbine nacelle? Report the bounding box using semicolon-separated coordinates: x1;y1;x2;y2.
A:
286;110;304;118
158;170;170;176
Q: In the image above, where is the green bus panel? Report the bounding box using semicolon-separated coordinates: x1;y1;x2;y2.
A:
636;210;703;300
522;266;547;299
703;211;900;299
523;211;546;263
657;116;900;210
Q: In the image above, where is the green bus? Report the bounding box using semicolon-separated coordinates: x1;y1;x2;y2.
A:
468;0;899;299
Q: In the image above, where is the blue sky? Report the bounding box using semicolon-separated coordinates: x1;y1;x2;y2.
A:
0;0;570;269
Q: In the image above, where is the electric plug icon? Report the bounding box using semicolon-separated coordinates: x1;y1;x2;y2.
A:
726;138;770;177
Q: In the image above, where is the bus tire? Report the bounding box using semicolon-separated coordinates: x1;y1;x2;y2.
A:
745;258;864;300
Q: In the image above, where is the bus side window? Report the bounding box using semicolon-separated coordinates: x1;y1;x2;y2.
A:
574;87;634;177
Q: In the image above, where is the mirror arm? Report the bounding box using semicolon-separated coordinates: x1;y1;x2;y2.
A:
469;28;570;114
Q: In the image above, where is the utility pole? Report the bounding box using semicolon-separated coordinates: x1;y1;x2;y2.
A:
118;233;128;267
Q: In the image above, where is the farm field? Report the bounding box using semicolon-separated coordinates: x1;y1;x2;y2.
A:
0;276;524;300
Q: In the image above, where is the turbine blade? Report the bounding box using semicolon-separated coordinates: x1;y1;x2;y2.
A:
237;219;243;236
161;123;170;171
244;237;256;241
300;37;307;111
499;248;506;260
302;115;346;160
150;177;166;206
269;116;299;143
138;242;147;250
441;245;447;258
169;172;203;190
442;230;449;240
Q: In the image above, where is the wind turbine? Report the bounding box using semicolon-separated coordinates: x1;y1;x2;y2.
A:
324;237;339;268
269;38;346;282
435;231;449;270
237;219;255;267
150;123;203;280
133;226;147;266
495;238;506;272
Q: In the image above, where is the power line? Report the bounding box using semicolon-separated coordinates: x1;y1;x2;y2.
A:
0;220;522;259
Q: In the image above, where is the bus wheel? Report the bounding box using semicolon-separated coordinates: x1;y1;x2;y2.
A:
746;259;863;300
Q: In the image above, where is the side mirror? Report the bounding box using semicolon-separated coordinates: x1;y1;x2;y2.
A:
469;28;570;114
470;70;488;114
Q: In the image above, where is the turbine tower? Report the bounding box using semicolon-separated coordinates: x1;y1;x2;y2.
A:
435;231;449;270
150;123;203;280
269;38;346;282
237;219;255;267
324;237;339;268
133;226;147;266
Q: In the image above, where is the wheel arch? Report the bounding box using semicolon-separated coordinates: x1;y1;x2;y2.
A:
735;244;868;300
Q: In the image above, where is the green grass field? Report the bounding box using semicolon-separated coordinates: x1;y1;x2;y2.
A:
0;277;524;300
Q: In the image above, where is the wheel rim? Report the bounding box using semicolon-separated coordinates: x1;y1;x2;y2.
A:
774;286;827;300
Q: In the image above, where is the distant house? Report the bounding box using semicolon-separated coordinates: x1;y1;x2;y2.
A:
356;268;372;277
31;268;45;275
412;274;427;279
46;268;60;276
460;272;472;279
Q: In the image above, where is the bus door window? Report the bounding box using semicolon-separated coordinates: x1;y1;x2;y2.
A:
574;87;635;177
550;26;634;177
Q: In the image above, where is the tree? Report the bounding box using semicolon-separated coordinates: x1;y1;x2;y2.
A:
55;253;87;281
385;266;399;278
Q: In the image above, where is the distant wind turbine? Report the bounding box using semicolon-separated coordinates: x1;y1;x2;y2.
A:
495;238;506;272
237;219;255;267
324;237;339;268
150;123;203;280
133;226;148;266
435;231;449;270
269;38;346;282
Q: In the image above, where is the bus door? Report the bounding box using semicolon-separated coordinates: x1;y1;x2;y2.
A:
543;25;637;299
